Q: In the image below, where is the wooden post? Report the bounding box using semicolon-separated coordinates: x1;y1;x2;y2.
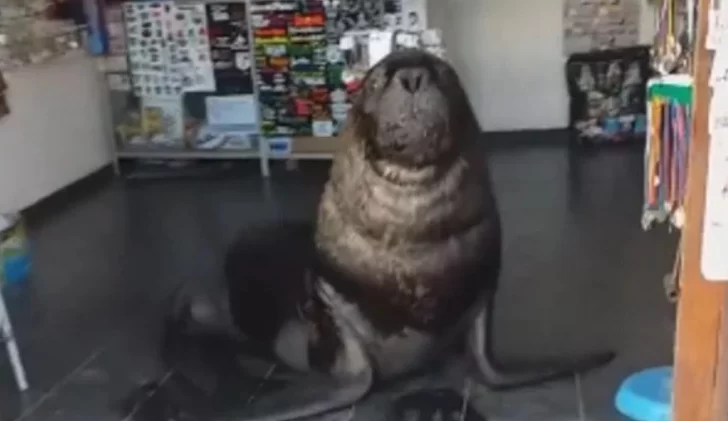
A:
672;0;728;420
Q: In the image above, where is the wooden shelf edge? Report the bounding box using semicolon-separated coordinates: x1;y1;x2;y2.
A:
116;148;260;159
673;1;728;420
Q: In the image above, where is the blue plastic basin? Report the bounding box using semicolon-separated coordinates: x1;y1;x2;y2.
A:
615;366;672;421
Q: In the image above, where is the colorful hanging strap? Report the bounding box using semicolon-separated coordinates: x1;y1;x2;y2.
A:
647;98;664;206
674;102;690;209
669;102;679;207
660;101;672;209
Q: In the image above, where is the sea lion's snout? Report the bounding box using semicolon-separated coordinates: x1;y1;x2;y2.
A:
352;49;461;167
381;55;439;106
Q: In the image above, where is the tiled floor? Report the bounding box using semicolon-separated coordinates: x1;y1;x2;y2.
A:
0;144;677;421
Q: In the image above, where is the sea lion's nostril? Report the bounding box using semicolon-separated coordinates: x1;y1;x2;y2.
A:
401;77;411;92
398;68;428;93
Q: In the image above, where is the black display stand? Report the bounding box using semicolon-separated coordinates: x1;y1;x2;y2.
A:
565;46;652;147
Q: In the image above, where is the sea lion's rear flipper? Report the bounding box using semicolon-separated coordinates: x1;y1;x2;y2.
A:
467;300;615;390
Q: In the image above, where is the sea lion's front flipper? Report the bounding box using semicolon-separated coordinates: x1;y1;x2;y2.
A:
231;325;374;421
230;370;372;421
234;354;299;382
467;299;615;390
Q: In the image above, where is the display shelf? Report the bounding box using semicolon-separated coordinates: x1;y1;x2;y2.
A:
116;147;261;160
289;135;338;157
257;135;338;176
95;55;126;73
0;26;86;71
0;0;87;72
260;135;337;164
103;0;265;177
269;152;334;160
102;0;438;178
115;145;267;177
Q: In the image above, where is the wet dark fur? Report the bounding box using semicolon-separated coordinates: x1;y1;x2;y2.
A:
224;221;314;345
223;50;501;373
313;55;501;337
227;50;499;371
223;221;346;371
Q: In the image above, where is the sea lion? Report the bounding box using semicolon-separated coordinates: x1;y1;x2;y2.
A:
171;49;614;421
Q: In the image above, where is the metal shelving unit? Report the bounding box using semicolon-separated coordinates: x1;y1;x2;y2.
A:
101;0;267;177
102;2;440;178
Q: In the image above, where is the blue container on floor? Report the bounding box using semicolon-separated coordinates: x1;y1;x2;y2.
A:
3;252;31;284
615;366;672;421
1;214;31;286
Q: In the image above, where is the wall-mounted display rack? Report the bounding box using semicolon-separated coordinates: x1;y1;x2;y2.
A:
92;0;438;177
0;0;87;71
100;0;265;176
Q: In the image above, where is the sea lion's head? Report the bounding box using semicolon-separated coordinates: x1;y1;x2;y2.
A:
350;49;477;168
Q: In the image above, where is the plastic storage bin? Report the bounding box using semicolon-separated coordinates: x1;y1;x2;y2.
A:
0;213;31;286
615;366;672;421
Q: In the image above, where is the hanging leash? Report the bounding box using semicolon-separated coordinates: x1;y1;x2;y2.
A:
647;98;664;207
664;236;682;303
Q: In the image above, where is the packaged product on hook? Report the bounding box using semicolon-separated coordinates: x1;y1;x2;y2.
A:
651;0;696;75
337;32;365;91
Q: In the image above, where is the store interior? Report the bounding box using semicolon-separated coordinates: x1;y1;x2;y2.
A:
0;0;717;420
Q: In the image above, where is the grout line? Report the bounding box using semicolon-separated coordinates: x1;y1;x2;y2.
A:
342;405;355;421
120;369;175;421
245;363;277;406
14;346;106;421
574;373;588;421
459;377;472;421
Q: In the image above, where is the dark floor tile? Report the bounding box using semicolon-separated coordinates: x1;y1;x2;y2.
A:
11;351;115;421
120;371;217;421
469;381;582;421
0;145;675;421
0;328;111;420
434;358;581;421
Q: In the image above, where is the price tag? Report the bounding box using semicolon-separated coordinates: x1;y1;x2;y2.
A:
397;33;419;48
312;120;334;137
368;30;394;68
267;137;292;157
339;35;354;50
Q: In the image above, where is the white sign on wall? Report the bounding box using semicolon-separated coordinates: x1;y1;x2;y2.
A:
702;0;728;281
700;126;728;282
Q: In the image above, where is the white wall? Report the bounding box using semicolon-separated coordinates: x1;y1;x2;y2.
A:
0;51;113;212
430;0;657;132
